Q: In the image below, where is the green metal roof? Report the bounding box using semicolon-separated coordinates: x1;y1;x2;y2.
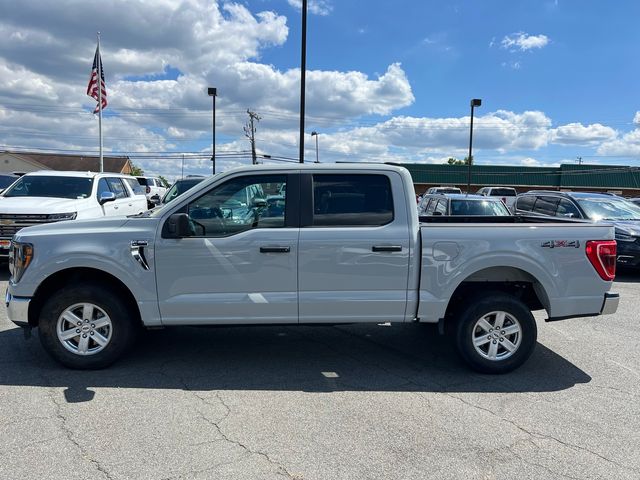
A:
399;163;640;190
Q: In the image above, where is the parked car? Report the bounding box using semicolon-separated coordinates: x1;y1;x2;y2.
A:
0;171;148;255
514;190;640;268
6;164;618;374
476;186;518;212
423;186;462;195
419;194;511;216
136;176;168;207
161;177;208;205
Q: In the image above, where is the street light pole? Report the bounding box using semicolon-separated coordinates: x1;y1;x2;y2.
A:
298;0;308;163
311;131;319;163
467;98;482;194
208;87;217;174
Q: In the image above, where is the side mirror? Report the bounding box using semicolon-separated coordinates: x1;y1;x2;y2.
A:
164;213;192;238
99;192;116;205
149;194;161;205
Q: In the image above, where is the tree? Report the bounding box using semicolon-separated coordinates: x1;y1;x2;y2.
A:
130;163;144;176
446;157;470;165
158;175;170;187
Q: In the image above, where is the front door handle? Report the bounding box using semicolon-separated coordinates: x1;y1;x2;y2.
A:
260;246;291;253
372;245;402;252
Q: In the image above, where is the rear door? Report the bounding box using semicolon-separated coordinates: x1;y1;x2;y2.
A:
298;171;410;323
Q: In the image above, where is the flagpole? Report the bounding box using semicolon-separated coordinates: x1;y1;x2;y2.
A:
97;32;104;173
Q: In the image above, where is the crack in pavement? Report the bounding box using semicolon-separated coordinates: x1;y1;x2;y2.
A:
443;391;640;476
45;387;115;480
162;365;300;480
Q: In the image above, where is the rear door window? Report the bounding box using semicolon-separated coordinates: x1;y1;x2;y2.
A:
311;174;393;227
532;196;559;216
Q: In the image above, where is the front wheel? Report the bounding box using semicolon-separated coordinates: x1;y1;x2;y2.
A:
455;293;537;374
38;284;136;369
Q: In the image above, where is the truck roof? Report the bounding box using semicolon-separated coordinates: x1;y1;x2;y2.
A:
23;170;133;179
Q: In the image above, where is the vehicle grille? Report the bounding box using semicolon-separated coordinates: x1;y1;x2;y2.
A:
0;214;58;237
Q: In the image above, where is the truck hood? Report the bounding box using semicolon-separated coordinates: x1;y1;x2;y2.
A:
14;216;135;240
0;196;85;213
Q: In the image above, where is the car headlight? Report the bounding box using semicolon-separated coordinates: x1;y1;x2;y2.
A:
9;241;34;283
615;230;636;242
48;212;77;221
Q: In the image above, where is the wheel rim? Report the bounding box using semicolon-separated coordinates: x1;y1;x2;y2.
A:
472;311;522;361
56;303;113;356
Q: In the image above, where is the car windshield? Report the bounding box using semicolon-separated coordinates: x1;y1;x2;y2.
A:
576;198;640;221
450;199;511;216
3;175;94;199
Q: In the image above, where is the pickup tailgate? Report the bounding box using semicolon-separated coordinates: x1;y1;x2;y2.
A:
417;221;617;323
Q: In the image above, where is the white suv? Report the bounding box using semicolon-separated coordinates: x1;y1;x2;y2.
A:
0;171;148;256
136;176;167;207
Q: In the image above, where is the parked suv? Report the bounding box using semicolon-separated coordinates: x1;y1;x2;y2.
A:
476;186;517;212
0;171;148;256
136;176;167;207
514;191;640;267
419;194;511;216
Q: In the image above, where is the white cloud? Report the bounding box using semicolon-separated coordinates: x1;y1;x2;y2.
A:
287;0;333;16
634;111;640;125
550;122;617;145
501;32;550;51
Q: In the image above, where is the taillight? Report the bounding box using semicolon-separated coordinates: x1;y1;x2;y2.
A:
146;186;151;194
585;240;616;281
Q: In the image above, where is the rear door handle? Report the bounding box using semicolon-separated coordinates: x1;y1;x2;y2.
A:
372;245;402;252
260;246;291;253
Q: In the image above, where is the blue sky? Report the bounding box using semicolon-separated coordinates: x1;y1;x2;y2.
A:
0;0;638;179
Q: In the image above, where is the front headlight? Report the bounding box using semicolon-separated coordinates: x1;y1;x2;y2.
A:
48;212;77;221
9;241;34;283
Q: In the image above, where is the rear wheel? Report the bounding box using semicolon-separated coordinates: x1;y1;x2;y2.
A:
455;293;537;374
38;284;136;369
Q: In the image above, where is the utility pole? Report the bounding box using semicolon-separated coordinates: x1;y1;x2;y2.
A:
577;156;583;165
244;109;261;165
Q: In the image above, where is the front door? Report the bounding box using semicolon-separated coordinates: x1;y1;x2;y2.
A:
155;173;299;325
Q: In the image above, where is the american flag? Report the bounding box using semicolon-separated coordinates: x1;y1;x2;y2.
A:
87;46;107;113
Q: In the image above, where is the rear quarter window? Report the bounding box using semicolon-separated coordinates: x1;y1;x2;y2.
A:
515;195;535;212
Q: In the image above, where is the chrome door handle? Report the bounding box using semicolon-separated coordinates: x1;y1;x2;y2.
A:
260;246;290;253
372;245;402;252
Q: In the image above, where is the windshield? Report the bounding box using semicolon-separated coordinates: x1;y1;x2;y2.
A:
450;199;511;216
576;198;640;221
3;175;94;199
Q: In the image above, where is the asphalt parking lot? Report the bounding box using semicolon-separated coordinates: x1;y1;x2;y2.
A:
1;269;639;480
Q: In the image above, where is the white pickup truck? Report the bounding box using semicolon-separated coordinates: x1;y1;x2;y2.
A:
6;164;619;373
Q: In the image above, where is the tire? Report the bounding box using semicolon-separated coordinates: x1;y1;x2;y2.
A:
38;284;136;369
455;292;537;374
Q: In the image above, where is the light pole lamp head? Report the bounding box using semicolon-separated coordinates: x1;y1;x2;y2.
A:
311;131;318;136
208;87;217;97
471;98;482;107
